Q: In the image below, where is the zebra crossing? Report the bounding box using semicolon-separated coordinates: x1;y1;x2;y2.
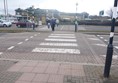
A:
32;32;80;54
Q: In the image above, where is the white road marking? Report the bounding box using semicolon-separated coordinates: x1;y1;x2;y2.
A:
34;34;37;36
38;33;40;34
8;46;15;50
97;35;100;37
100;37;103;39
17;42;23;45
93;44;107;47
113;41;118;43
25;39;29;41
88;38;100;41
40;43;78;46
45;38;76;42
101;55;118;59
104;39;108;42
0;52;3;55
30;36;33;38
32;48;80;54
48;36;75;38
51;34;75;36
114;46;118;49
61;26;64;30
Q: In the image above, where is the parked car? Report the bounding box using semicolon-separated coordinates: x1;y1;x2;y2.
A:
0;20;12;27
16;20;36;28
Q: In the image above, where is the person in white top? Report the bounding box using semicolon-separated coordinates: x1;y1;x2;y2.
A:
56;19;59;27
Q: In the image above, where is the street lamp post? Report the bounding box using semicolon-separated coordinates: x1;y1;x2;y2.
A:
6;0;8;20
75;3;78;32
104;0;118;78
4;0;7;20
3;0;8;20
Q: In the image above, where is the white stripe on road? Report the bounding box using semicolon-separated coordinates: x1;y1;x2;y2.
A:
38;33;40;34
0;52;3;55
17;42;23;45
101;55;118;59
114;46;118;49
113;41;118;43
61;26;64;30
48;36;75;38
34;34;37;36
100;37;103;39
93;44;107;47
97;35;100;37
45;38;76;42
25;39;29;41
51;34;75;36
40;43;78;46
104;39;108;42
30;36;34;38
8;46;15;50
88;38;100;41
32;48;80;54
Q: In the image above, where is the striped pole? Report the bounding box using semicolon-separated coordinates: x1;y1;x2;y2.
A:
104;0;118;78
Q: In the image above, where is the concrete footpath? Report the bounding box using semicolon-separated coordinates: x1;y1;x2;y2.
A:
0;25;118;83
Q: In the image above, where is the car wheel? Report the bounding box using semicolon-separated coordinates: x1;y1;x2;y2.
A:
17;25;21;28
3;24;7;27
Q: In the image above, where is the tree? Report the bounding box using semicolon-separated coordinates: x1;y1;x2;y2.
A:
99;10;104;16
81;12;89;19
15;8;24;15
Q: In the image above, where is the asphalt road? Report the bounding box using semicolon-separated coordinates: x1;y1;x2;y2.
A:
0;25;118;66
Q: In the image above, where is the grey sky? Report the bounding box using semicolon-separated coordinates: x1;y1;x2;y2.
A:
0;0;114;15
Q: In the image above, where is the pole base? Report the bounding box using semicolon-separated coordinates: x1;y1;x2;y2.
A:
104;44;113;78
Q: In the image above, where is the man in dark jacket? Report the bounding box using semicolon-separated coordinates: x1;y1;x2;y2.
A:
50;17;56;31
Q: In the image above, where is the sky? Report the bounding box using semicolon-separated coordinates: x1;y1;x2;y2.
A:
0;0;114;15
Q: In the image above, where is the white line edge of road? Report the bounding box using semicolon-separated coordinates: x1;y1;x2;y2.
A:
8;46;15;50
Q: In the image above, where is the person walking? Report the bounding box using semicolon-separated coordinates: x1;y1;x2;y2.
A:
56;19;59;27
32;20;35;30
50;17;56;31
46;18;50;28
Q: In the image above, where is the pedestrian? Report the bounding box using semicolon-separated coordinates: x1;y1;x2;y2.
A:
50;17;56;31
56;19;59;27
47;20;50;28
32;20;35;30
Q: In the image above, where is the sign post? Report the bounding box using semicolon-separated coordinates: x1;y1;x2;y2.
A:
104;0;118;78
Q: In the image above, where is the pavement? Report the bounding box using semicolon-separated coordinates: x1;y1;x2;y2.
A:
0;25;118;83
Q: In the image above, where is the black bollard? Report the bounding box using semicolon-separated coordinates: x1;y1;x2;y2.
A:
104;0;117;78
